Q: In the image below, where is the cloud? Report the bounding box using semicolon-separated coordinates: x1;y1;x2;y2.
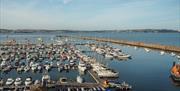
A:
62;0;73;4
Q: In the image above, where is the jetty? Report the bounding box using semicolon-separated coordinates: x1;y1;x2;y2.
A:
59;36;180;53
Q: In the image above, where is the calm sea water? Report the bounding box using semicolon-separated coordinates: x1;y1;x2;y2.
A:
0;32;180;91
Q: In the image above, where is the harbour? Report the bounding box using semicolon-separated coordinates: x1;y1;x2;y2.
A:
0;32;180;91
0;38;130;91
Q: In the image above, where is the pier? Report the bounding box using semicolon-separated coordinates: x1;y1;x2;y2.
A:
60;36;180;53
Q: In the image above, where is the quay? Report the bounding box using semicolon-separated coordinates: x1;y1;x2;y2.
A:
60;36;180;53
0;83;100;90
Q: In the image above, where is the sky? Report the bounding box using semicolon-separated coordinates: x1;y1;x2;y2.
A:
0;0;179;30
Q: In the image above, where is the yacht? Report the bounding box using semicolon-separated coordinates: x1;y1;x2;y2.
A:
37;65;42;71
6;78;14;85
117;81;132;90
70;60;75;66
58;66;64;72
14;77;22;86
78;61;87;72
25;77;32;86
97;69;119;78
76;76;83;83
0;78;3;86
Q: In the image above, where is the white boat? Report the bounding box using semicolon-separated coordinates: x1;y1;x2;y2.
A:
42;74;50;83
37;65;42;71
31;64;37;72
70;60;75;66
14;77;22;86
6;78;14;85
0;78;3;86
58;66;64;72
105;54;113;59
34;80;40;85
160;51;165;55
24;66;30;72
117;54;131;59
171;52;176;56
76;76;83;83
57;61;62;66
0;60;6;67
144;48;150;52
25;77;32;86
78;61;87;72
97;69;119;78
134;46;137;50
45;65;51;71
176;55;180;59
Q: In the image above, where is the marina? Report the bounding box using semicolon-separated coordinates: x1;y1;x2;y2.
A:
0;32;180;91
0;38;130;91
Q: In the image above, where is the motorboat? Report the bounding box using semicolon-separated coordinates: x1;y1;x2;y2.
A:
14;77;22;86
171;61;180;81
37;65;42;71
60;77;68;83
105;53;113;59
78;61;87;72
144;48;150;52
6;78;14;85
42;74;51;83
58;66;64;72
97;69;119;78
25;77;32;86
24;66;30;72
76;76;83;83
34;80;40;85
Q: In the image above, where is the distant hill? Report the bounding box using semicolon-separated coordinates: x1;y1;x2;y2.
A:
0;29;179;33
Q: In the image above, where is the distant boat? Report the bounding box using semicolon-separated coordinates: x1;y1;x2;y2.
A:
160;51;165;55
144;48;150;52
134;46;137;50
171;52;176;56
171;62;180;82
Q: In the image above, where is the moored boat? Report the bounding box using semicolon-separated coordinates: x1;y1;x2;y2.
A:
25;77;32;86
14;77;22;86
6;78;14;85
171;62;180;81
76;76;84;83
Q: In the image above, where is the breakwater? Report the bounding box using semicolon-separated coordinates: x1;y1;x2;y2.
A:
60;36;180;53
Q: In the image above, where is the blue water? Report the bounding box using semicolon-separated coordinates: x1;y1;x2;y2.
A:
0;32;180;91
0;32;180;47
